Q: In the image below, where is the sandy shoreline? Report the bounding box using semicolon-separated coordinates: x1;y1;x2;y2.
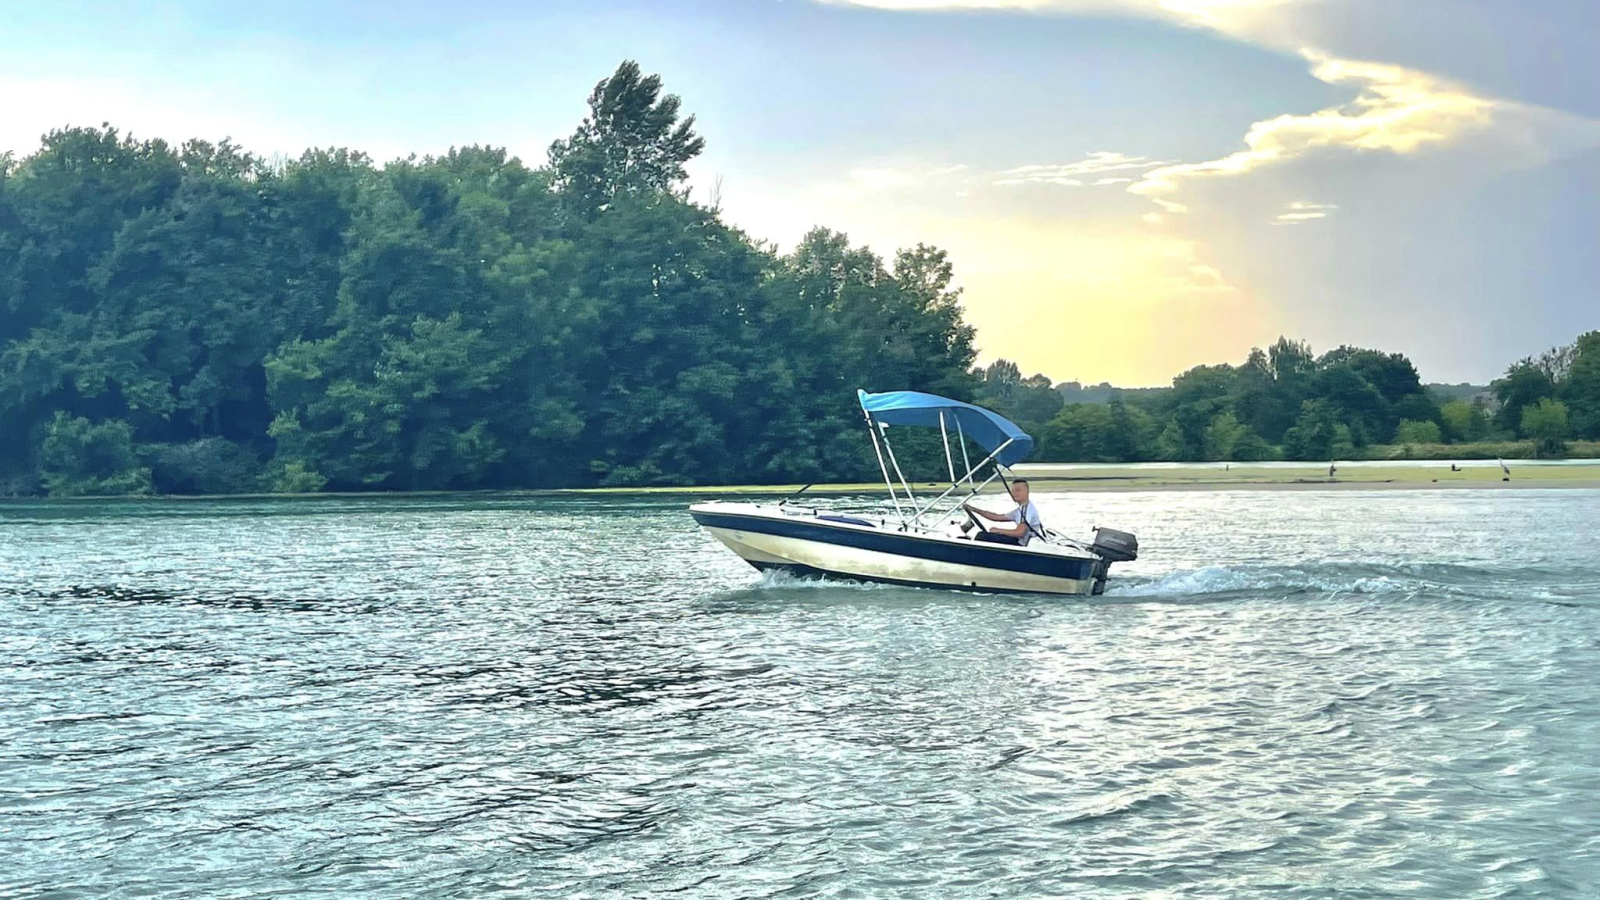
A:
7;464;1598;503
1025;478;1600;492
567;462;1600;495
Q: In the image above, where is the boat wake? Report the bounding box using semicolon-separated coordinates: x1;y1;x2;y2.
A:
1108;565;1417;598
734;559;1600;604
1107;561;1600;602
752;569;891;591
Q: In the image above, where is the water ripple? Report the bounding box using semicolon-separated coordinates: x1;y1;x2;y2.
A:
2;490;1600;897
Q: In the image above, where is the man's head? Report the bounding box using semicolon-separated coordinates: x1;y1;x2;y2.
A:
1009;479;1030;503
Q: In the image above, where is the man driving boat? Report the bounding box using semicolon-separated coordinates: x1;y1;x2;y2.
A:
963;479;1044;546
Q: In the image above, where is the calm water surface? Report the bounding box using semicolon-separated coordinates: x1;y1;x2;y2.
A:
4;490;1600;898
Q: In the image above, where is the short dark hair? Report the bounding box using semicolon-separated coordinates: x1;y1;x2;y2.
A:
1012;478;1029;486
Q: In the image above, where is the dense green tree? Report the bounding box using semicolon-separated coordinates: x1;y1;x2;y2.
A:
2;64;1596;495
147;438;260;494
1230;430;1276;461
1202;411;1247;461
38;412;152;496
1391;393;1442;431
1309;363;1384;446
1521;398;1569;457
1036;403;1118;462
548;60;705;216
976;359;1061;426
1162;364;1234;460
1439;399;1489;443
1319;346;1424;405
1560;332;1600;439
1282;400;1353;461
1493;361;1556;436
1394;419;1443;444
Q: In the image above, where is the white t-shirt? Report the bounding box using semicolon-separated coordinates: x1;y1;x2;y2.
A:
1008;501;1044;545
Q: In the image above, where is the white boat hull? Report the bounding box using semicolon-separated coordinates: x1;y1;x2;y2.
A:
691;502;1102;595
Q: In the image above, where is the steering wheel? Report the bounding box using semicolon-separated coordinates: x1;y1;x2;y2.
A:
963;505;985;534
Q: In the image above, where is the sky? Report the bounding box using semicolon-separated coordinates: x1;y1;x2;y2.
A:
3;0;1597;386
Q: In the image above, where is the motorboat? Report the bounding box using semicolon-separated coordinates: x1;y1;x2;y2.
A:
690;389;1138;595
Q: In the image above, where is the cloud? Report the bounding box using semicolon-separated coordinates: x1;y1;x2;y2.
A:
994;152;1173;190
995;151;1171;187
820;1;1599;218
1273;200;1337;224
1128;51;1496;211
817;0;1292;40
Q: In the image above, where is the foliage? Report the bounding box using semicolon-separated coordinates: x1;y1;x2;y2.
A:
1438;399;1489;443
548;60;705;215
1281;400;1353;461
975;360;1061;427
3;62;1598;494
1202;411;1247;461
1492;361;1556;436
1033;398;1156;463
0;62;981;495
38;413;153;496
1560;332;1600;439
1521;398;1569;458
146;438;260;494
1031;335;1455;463
267;460;329;494
1350;440;1598;461
1394;419;1443;445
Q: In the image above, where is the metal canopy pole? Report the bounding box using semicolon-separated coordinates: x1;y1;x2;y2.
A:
938;410;956;484
907;437;1015;526
911;469;1002;529
877;423;917;511
955;417;973;486
863;411;903;518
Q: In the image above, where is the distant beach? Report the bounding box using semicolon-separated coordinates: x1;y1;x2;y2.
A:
565;459;1600;495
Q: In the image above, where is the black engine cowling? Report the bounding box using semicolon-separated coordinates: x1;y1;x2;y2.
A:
1091;527;1138;563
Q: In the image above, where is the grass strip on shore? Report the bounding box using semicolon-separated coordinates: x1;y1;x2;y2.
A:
566;461;1600;494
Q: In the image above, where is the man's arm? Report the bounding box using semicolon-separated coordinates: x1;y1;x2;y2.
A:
963;503;1029;536
964;503;1011;522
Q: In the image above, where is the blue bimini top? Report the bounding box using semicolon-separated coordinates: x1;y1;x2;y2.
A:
857;389;1034;467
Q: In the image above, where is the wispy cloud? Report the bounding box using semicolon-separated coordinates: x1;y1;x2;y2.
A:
1127;52;1495;212
819;1;1587;221
1273;200;1337;224
817;0;1287;35
994;151;1171;187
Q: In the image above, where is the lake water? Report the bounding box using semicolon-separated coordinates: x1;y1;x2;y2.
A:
4;490;1600;898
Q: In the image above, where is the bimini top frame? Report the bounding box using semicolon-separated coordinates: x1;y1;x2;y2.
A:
857;389;1036;533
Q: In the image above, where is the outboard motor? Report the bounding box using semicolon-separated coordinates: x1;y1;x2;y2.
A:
1089;527;1139;595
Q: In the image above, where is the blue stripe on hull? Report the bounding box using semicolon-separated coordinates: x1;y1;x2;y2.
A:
691;509;1099;582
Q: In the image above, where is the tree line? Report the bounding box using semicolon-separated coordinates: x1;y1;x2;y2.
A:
974;332;1600;464
1;62;976;496
2;61;1595;496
